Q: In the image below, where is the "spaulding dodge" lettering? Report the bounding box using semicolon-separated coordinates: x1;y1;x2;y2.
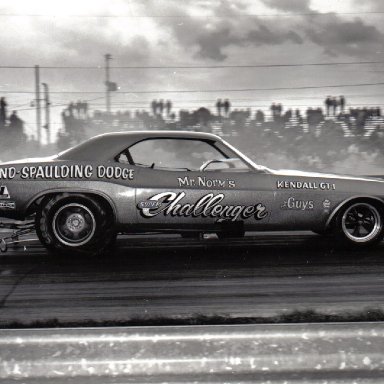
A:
138;192;268;222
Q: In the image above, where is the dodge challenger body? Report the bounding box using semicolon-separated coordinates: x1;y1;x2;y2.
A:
0;131;383;255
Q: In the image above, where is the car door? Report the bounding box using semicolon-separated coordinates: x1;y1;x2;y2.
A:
135;166;274;231
126;137;274;232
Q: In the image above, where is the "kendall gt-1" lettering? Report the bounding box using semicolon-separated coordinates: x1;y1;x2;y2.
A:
277;180;336;190
138;192;268;222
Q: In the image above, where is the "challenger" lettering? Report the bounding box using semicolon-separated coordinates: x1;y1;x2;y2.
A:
138;192;268;222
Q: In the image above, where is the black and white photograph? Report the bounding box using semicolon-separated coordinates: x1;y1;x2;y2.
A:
1;0;384;382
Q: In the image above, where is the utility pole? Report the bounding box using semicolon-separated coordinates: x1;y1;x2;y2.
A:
42;83;50;141
105;54;112;114
34;65;41;143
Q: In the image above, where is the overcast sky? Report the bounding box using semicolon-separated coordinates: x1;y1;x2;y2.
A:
0;0;384;139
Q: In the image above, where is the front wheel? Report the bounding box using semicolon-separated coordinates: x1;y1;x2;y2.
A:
36;194;116;256
334;202;384;247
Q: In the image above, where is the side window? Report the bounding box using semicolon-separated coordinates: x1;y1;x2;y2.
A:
127;139;225;171
116;152;130;164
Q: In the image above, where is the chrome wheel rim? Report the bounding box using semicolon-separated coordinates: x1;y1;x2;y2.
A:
53;203;96;247
341;203;381;243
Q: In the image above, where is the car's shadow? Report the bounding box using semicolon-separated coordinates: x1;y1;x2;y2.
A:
11;233;383;275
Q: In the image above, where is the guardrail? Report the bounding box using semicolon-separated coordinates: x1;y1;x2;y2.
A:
1;322;384;383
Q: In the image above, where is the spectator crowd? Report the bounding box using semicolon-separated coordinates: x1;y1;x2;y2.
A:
57;95;384;174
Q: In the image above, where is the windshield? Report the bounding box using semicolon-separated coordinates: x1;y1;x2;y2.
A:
116;137;252;172
218;138;271;173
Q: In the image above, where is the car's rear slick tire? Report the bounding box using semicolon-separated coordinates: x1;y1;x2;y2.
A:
36;193;115;257
333;201;384;248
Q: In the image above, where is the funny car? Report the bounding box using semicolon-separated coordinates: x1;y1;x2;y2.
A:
0;130;384;255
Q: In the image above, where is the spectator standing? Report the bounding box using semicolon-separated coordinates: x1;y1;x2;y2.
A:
284;108;292;122
295;108;303;124
68;102;75;117
276;103;283;117
332;97;338;116
270;103;276;120
76;100;82;118
166;100;172;116
216;99;222;116
339;95;345;113
158;99;164;116
151;100;157;116
9;110;17;127
325;96;332;116
223;99;230;117
83;101;89;118
255;109;265;123
306;107;313;128
9;110;23;130
0;97;7;127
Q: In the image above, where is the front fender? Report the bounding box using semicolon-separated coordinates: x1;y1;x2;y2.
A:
325;195;384;228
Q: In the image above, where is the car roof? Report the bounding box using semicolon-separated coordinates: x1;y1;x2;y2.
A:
57;131;223;161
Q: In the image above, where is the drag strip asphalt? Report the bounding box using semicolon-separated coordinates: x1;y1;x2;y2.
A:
0;231;384;325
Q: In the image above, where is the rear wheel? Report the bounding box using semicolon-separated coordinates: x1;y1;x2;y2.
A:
36;194;116;256
334;202;384;247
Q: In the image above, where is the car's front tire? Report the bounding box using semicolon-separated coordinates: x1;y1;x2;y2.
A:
334;202;384;247
36;193;116;256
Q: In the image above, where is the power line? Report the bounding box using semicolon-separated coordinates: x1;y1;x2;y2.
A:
86;94;384;102
10;95;384;105
89;95;384;103
0;11;383;18
0;61;383;69
89;102;383;107
15;96;105;112
2;81;384;94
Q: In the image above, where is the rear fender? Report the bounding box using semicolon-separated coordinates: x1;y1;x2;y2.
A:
24;188;117;222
